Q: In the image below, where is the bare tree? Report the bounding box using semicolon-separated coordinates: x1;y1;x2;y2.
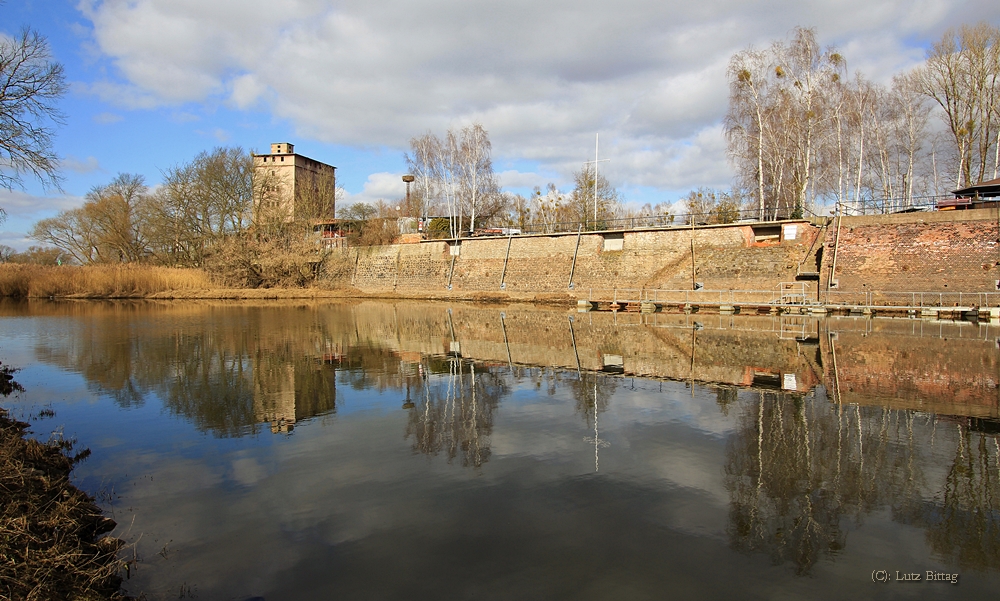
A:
30;173;151;263
404;132;443;217
727;29;847;218
458;123;501;234
150;147;256;266
917;22;1000;188
30;205;101;264
726;46;772;219
570;163;620;229
726;26;944;216
0;25;66;192
404;123;502;237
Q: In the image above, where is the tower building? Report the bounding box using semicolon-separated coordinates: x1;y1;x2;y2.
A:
253;142;337;222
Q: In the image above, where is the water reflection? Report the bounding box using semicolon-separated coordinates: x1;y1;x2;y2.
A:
726;389;1000;574
404;357;505;468
3;299;1000;585
15;301;1000;435
921;421;1000;571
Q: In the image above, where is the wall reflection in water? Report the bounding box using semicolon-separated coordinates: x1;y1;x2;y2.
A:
6;299;1000;575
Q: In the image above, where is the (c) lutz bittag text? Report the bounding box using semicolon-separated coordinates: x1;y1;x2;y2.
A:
871;570;959;584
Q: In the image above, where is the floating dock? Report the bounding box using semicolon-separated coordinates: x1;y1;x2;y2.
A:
575;285;1000;322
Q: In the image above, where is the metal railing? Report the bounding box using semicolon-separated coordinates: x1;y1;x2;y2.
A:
581;287;1000;308
506;208;810;236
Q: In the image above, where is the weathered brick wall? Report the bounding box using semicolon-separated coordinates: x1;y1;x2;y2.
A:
348;211;1000;298
820;209;1000;296
819;318;1000;418
325;302;995;416
351;245;399;290
349;222;823;295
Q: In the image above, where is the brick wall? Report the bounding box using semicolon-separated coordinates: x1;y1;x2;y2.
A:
342;302;820;389
820;209;1000;297
329;302;995;417
819;318;999;418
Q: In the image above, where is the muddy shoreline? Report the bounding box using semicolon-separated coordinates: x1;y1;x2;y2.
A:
1;366;128;601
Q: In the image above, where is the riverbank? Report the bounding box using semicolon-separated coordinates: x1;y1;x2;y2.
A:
6;209;1000;304
1;362;128;600
0;409;128;600
0;264;578;305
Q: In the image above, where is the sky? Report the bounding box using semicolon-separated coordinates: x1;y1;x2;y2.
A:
1;0;999;250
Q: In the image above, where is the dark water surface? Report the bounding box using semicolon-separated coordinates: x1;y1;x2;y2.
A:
1;299;998;600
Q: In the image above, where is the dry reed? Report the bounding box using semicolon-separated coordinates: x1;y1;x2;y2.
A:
0;264;212;298
0;406;129;600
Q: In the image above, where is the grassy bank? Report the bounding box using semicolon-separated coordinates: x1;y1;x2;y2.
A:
0;264;577;304
0;264;212;298
1;362;128;600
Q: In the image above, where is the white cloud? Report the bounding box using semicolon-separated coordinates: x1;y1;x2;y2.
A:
228;73;266;109
340;172;407;207
0;190;88;251
61;155;102;174
0;189;86;217
92;112;123;124
75;0;1000;193
497;170;550;191
194;127;231;143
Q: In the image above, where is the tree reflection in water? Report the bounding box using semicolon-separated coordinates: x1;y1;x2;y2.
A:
31;304;341;436
404;357;507;468
917;422;1000;571
726;389;1000;574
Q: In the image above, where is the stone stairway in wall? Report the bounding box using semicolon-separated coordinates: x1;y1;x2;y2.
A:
794;223;828;282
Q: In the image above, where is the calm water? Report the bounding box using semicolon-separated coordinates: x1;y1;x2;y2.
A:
1;299;999;600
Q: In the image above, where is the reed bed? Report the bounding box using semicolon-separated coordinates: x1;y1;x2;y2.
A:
0;264;212;298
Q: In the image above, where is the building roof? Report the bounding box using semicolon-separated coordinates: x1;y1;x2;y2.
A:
953;177;1000;198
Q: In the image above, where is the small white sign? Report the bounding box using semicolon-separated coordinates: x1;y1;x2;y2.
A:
783;224;798;240
782;373;797;391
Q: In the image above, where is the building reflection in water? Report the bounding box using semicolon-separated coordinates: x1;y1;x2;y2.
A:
16;300;1000;573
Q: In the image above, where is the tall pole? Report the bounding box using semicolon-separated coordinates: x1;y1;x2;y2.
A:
584;133;609;230
594;133;599;224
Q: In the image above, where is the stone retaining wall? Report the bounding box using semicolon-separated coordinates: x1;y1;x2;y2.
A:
349;221;823;296
345;210;1000;298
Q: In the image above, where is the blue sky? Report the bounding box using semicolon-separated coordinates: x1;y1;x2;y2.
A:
2;1;999;250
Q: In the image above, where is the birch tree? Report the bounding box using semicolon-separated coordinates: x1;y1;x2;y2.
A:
726;46;771;219
726;28;843;219
917;22;1000;188
404;122;501;237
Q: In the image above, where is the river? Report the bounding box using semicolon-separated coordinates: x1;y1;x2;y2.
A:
1;299;998;600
